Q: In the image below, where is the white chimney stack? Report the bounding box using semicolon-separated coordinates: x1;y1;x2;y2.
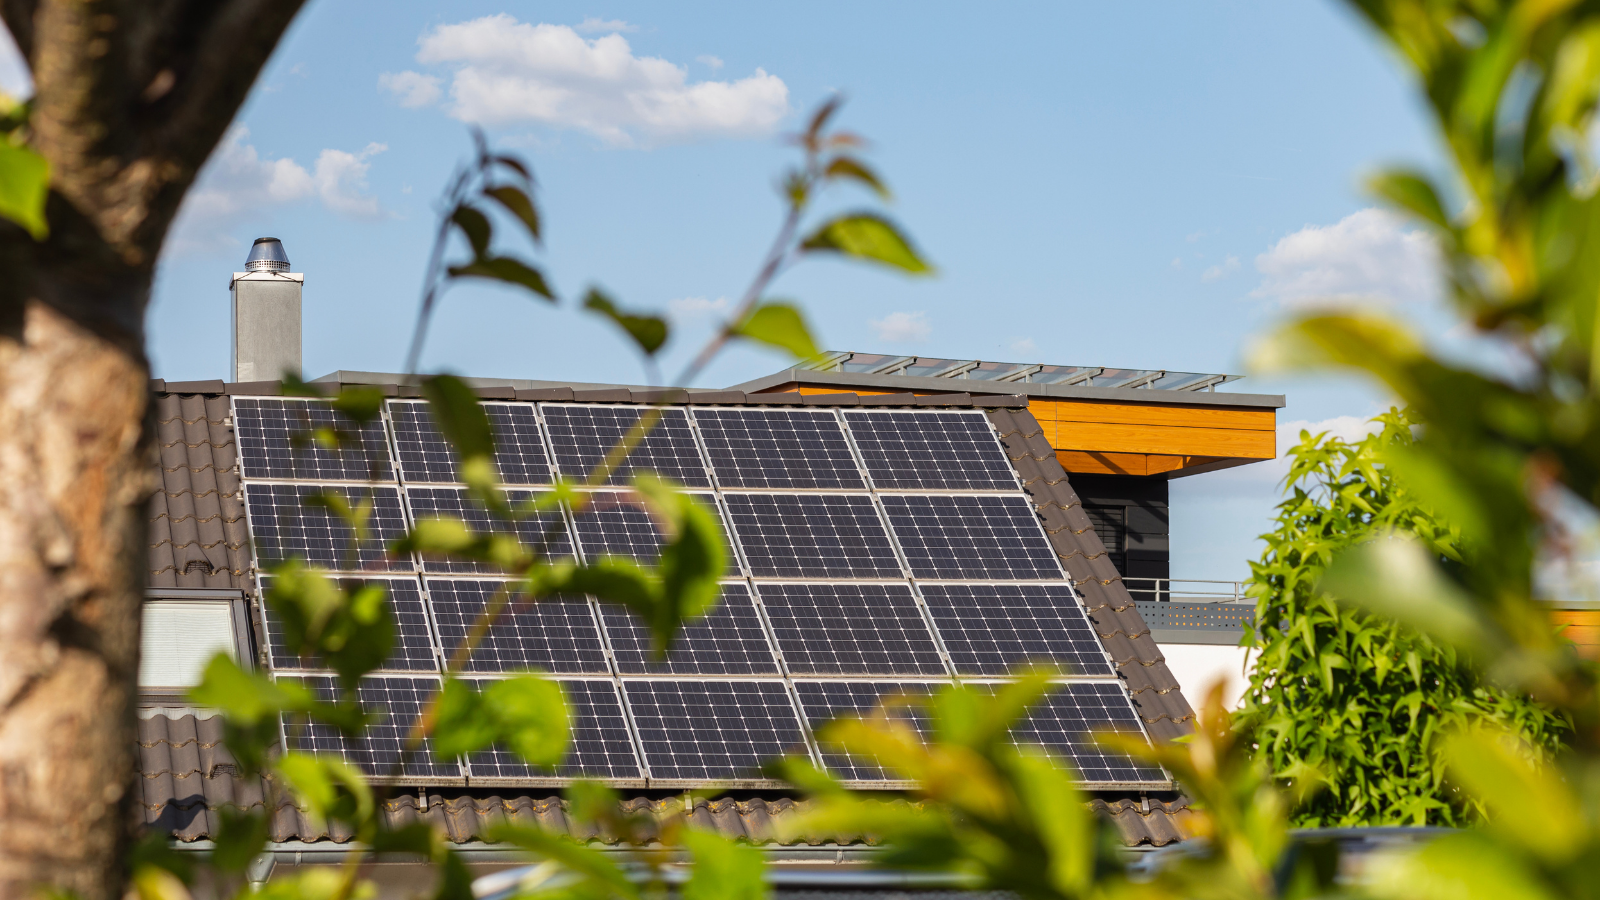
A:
230;237;302;383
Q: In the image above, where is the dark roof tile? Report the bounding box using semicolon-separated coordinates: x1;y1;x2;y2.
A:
915;392;971;407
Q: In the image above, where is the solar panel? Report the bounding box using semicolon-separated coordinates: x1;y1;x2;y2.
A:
464;678;643;782
569;490;729;565
600;583;778;675
792;680;935;782
388;400;552;485
425;579;608;674
622;680;809;781
756;583;945;675
540;405;710;487
973;682;1168;785
880;494;1061;579
245;483;410;572
278;675;459;781
693;408;865;489
404;487;572;574
259;575;438;672
234;398;395;482
842;411;1016;491
920;583;1112;677
723;493;901;578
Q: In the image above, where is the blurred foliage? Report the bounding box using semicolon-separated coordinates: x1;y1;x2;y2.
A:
1236;409;1569;827
0;91;48;240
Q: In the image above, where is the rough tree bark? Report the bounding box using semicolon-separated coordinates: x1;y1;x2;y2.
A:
0;3;306;896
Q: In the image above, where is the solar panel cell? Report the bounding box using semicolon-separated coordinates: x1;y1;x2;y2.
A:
279;675;459;781
792;680;935;781
425;579;608;674
600;583;778;675
975;682;1168;785
405;487;572;574
259;575;437;672
389;400;551;484
724;493;900;578
570;491;729;565
756;583;945;675
465;679;642;781
246;483;410;572
693;408;865;489
623;680;808;781
921;583;1112;676
540;405;710;486
234;398;394;481
843;411;1016;491
881;494;1061;579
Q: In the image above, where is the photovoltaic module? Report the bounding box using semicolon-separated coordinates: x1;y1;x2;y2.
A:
233;396;1169;789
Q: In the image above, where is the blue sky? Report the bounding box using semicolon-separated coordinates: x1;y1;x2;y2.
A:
7;2;1453;580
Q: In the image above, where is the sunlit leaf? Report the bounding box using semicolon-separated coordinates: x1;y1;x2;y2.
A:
276;752;374;829
583;288;669;356
451;204;492;258
485;184;541;243
800;213;932;274
682;830;767;900
823;156;890;199
0;140;48;240
448;255;554;299
730;301;819;359
1369;169;1451;230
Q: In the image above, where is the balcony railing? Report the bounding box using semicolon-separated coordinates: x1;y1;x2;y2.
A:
1123;578;1249;604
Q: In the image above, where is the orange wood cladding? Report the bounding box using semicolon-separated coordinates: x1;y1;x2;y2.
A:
775;385;1277;477
1553;609;1600;659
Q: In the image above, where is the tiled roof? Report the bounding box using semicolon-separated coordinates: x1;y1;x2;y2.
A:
137;715;1195;847
149;392;249;589
985;408;1196;741
139;384;1196;848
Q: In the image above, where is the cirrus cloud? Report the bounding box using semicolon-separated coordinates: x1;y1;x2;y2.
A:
384;15;789;146
870;311;931;343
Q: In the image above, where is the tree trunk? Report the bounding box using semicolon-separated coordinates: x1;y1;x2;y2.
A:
0;297;149;898
0;2;309;895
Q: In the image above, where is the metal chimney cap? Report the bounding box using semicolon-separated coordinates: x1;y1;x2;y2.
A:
244;237;290;273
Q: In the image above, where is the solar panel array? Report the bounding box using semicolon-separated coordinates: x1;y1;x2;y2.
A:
233;397;1167;788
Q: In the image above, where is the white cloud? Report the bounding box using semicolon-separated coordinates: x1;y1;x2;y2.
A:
166;127;386;254
379;70;442;108
697;55;724;70
668;296;729;318
1201;255;1239;282
870;311;931;343
312;143;388;219
1253;208;1441;308
409;15;790;146
575;17;637;34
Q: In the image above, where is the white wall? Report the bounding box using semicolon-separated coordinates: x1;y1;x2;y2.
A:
1157;643;1257;710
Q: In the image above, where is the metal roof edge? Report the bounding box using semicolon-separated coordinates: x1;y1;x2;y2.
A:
311;371;690;394
731;369;1286;409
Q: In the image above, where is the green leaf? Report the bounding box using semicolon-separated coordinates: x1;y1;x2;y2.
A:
485;184;541;243
330;385;385;424
1368;169;1451;230
431;677;498;760
487;825;641;900
211;807;271;875
1319;537;1493;655
730;302;819;360
682;830;767;900
0;140;48;240
421;373;492;460
448;255;554;299
451;204;492;258
276;752;374;828
482;675;569;767
583;288;669;356
800;213;932;274
823;156;890;199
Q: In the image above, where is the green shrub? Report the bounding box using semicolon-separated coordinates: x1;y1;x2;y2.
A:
1235;409;1569;826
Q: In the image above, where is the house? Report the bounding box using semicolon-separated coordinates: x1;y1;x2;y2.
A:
138;240;1286;885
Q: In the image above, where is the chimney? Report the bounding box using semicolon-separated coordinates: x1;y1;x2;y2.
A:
230;237;302;383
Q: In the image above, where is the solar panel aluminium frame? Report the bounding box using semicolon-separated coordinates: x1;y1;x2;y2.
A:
274;672;466;786
538;403;714;488
836;408;1023;493
615;675;822;789
456;674;649;789
386;399;555;486
232;395;1167;790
